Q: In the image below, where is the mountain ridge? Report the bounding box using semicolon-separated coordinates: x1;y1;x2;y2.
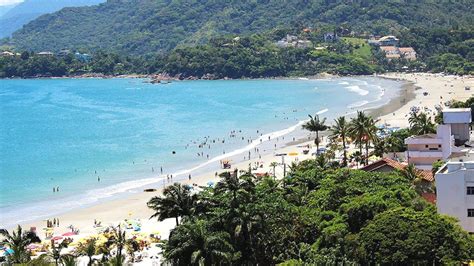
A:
0;0;105;38
5;0;474;54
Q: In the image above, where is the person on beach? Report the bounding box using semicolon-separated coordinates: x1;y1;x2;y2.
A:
98;176;100;182
161;167;163;174
188;174;191;180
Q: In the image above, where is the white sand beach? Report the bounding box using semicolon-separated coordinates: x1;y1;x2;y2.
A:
9;73;474;264
378;73;474;127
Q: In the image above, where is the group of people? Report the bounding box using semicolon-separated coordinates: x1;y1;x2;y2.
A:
46;218;60;228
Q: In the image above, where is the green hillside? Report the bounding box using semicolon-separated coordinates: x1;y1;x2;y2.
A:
5;0;474;54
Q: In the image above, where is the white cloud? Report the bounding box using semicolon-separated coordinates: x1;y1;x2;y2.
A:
0;0;23;6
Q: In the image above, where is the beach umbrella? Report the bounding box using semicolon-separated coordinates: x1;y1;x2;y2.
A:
207;181;215;187
4;248;14;255
288;152;298;156
62;232;76;237
51;236;63;241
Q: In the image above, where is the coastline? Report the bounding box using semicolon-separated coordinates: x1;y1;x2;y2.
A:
7;73;472;245
5;75;409;234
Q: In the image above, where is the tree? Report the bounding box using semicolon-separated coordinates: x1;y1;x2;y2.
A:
147;183;196;226
60;254;77;266
398;163;434;194
330;116;349;166
359;207;474;265
270;162;279;179
349;111;368;155
362;115;379;165
349;111;378;165
409;112;436;135
0;225;31;263
164;220;234;265
75;238;97;266
302;114;328;156
109;226;127;261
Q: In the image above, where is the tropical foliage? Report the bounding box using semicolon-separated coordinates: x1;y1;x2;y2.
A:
302;114;328;153
6;0;472;54
147;183;196;226
158;165;474;265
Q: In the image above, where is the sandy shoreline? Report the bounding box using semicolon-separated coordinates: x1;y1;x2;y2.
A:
7;73;473;243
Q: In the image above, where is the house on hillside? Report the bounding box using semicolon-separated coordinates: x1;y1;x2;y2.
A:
323;32;339;42
369;35;399;46
37;51;54;56
74;52;92;63
435;162;474;233
58;49;71;57
378;35;399;46
398;47;417;60
1;51;14;57
379;46;417;61
276;34;312;48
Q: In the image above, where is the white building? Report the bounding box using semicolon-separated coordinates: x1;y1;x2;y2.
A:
405;124;454;170
435;162;474;233
443;108;472;144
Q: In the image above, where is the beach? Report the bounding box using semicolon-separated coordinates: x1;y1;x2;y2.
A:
377;73;474;127
5;73;474;263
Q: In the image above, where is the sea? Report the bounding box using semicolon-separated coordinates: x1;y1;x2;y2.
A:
0;77;403;227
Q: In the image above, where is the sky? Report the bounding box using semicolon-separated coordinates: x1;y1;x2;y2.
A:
0;0;23;6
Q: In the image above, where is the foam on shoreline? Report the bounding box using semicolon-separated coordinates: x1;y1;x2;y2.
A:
346;85;369;96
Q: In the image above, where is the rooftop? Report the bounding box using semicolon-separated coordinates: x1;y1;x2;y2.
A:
361;158;434;182
443;108;471;113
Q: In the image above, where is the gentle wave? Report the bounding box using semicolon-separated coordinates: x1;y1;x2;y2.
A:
346;85;369;96
338;81;349;85
348;100;370;109
1;109;330;227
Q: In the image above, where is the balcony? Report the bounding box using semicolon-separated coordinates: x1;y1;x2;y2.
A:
406;150;443;158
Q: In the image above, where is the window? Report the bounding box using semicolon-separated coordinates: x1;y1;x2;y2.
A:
468;187;474;195
469;209;474;217
425;145;429;148
438;144;442;148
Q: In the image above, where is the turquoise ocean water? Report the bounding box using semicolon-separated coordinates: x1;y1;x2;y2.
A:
0;77;403;227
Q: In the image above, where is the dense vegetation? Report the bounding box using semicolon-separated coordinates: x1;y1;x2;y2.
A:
0;0;105;38
4;0;473;54
148;164;474;265
0;35;377;78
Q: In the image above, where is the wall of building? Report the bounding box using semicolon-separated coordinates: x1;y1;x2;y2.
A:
436;163;474;233
450;123;470;143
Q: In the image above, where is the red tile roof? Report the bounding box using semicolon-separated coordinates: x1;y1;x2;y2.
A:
361;158;434;182
421;192;436;204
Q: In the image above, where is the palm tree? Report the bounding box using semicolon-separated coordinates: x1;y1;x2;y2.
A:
302;114;328;153
147;183;195;226
49;241;68;266
398;163;435;194
75;238;96;266
330;116;349;166
349;111;379;165
0;225;31;263
164;220;233;265
350;151;364;168
108;253;125;266
269;162;279;179
109;226;127;261
349;111;368;155
60;254;77;266
362;115;379;165
409;112;436;135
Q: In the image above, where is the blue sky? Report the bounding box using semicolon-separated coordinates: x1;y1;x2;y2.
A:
0;0;23;6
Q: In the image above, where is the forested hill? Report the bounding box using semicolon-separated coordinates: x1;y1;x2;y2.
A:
0;0;105;38
6;0;473;54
